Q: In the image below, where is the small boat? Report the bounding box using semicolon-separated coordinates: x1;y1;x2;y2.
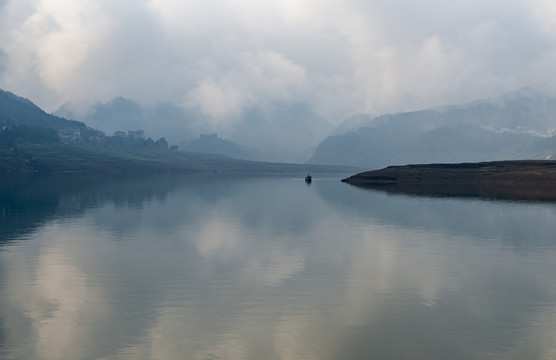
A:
305;174;312;183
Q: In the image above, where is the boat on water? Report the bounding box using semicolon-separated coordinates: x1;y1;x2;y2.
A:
305;174;312;183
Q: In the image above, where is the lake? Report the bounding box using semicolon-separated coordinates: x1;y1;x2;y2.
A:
2;173;556;359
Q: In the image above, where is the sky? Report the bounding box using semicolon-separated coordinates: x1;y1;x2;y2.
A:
1;0;556;125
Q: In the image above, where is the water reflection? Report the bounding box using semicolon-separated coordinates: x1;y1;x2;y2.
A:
348;182;556;202
1;175;556;359
317;181;556;249
0;174;189;245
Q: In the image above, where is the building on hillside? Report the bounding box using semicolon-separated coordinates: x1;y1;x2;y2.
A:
58;128;81;142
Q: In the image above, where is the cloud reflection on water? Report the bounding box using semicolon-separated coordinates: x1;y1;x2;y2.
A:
2;175;556;359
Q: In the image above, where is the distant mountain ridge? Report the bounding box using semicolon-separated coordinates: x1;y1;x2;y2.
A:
55;98;333;163
180;134;250;160
0;88;356;174
55;97;201;143
8;86;556;171
308;88;556;169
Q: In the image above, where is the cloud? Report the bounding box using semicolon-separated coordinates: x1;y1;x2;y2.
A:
192;80;246;121
1;0;556;124
0;48;6;76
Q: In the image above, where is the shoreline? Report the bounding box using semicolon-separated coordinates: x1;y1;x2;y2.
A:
342;160;556;186
341;160;556;201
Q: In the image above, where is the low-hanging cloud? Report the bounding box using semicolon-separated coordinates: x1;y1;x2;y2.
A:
1;0;556;124
0;48;7;76
190;50;309;122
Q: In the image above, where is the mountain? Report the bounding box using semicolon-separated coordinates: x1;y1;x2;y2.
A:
0;89;87;130
55;98;201;143
179;134;250;160
0;89;356;174
55;99;334;163
308;88;556;169
228;102;334;163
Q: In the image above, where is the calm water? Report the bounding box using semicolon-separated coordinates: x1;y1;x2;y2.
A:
2;174;556;359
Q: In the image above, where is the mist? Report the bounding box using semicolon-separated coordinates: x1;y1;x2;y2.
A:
2;0;556;162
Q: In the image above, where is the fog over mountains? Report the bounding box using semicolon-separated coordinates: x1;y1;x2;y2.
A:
5;86;556;169
55;99;332;163
308;87;556;169
53;87;556;169
5;0;556;167
5;0;556;168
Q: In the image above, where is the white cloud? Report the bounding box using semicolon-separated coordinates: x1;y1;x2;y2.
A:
0;0;111;102
1;0;556;122
193;80;247;120
532;0;556;36
238;51;308;101
0;47;7;75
